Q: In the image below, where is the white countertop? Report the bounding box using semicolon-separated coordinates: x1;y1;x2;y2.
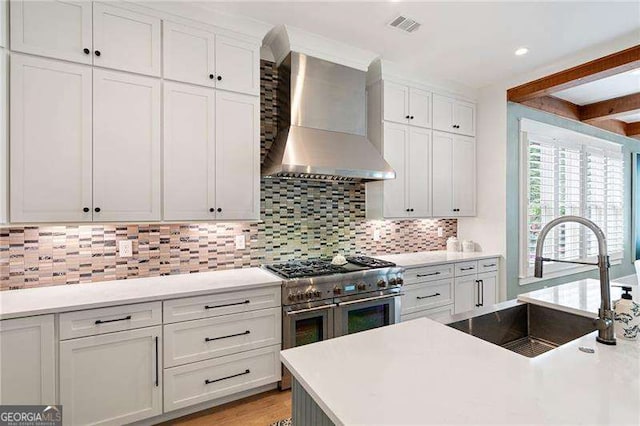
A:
0;268;282;320
519;278;637;318
281;280;640;425
378;250;501;268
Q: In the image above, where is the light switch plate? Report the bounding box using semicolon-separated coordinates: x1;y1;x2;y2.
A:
235;235;246;250
118;240;133;258
373;229;381;241
437;227;444;237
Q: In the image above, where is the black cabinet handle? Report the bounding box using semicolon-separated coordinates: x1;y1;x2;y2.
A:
94;207;101;213
154;336;159;387
209;74;214;79
480;279;484;306
453;208;460;212
204;300;249;310
417;293;440;300
94;50;101;57
209;208;215;212
217;207;222;213
95;315;131;325
83;207;90;213
205;330;250;342
475;280;480;307
460;267;475;271
417;272;441;277
205;369;250;385
83;48;90;55
217;75;222;81
483;264;496;268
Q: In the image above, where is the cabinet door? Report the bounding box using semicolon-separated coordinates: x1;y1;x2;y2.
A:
454;100;475;136
93;3;161;76
10;55;92;222
452;135;476;216
215;91;260;220
10;0;92;64
407;127;432;217
382;122;408;218
432;94;455;132
408;88;432;128
93;69;161;221
431;131;454;217
163;21;215;87
383;81;409;124
454;275;479;314
478;272;497;307
215;35;259;95
60;327;162;426
0;0;7;48
0;315;56;405
164;82;216;221
0;49;7;224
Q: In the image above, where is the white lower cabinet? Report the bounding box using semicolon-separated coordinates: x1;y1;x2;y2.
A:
0;315;56;405
60;326;162;426
163;345;280;412
402;304;454;323
454;274;479;314
401;279;453;316
454;262;498;314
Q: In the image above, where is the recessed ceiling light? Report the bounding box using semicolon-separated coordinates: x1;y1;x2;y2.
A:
515;47;529;56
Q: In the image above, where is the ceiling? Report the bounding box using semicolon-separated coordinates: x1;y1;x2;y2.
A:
203;1;640;89
554;69;640;105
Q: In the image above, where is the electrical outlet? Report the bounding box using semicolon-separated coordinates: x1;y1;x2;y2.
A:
437;227;444;237
235;235;246;250
373;229;381;241
118;240;133;258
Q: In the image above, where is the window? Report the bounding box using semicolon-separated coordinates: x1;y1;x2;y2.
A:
520;119;624;279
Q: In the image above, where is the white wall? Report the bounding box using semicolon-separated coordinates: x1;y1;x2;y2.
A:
457;31;640;301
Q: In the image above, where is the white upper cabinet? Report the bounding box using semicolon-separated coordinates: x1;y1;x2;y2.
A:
1;0;9;48
0;49;7;224
10;55;92;223
215;91;260;220
0;315;56;405
92;3;161;76
10;0;92;64
407;126;432;217
382;122;408;218
215;35;260;95
93;69;161;221
408;88;432;129
164;82;216;221
383;81;409;125
432;131;476;217
163;21;216;88
432;94;475;136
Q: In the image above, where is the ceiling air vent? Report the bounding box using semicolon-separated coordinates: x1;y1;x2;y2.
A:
388;15;421;33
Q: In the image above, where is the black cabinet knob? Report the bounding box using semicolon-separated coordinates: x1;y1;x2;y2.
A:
410;116;414;119
217;208;222;213
209;74;214;79
217;75;222;81
83;48;90;55
405;115;410;119
83;207;90;213
410;208;414;212
209;208;214;212
406;208;410;212
94;207;101;213
94;50;101;57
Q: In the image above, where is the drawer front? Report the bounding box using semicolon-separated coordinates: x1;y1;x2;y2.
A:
163;344;280;412
164;307;281;367
454;261;478;277
163;286;281;323
402;304;454;323
405;263;454;284
401;279;453;315
477;258;499;273
59;302;162;339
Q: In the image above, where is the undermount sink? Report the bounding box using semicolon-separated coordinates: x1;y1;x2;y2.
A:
446;302;597;357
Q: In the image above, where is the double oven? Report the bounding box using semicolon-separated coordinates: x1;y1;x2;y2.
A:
268;257;404;389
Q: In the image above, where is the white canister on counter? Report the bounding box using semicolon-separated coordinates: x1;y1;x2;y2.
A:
446;237;460;252
462;240;475;252
614;287;640;340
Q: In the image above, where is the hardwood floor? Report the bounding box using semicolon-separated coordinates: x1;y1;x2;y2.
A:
159;389;292;426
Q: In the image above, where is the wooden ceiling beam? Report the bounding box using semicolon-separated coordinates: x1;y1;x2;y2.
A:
627;121;640;138
579;92;640;122
521;96;580;120
507;45;640;102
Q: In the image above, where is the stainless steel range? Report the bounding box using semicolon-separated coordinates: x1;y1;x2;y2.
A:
264;255;405;389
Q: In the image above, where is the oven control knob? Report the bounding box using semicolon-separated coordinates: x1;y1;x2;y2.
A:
333;287;342;295
315;291;322;297
396;277;404;285
388;278;397;286
377;279;386;288
296;293;303;300
357;283;366;291
288;294;296;301
306;292;313;299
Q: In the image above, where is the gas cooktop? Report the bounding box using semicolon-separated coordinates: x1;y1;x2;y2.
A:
264;256;396;279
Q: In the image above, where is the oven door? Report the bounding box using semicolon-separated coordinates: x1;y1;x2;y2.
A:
334;290;402;337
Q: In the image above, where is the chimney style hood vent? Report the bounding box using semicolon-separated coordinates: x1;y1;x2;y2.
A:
262;52;395;182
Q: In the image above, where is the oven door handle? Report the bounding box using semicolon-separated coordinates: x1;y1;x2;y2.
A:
285;304;337;316
337;293;404;307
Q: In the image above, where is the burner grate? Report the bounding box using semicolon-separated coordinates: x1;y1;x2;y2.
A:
346;256;395;268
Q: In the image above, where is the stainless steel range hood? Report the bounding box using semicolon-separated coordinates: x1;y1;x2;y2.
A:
262;52;395;182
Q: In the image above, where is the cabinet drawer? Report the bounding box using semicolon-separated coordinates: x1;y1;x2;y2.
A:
164;307;281;367
402;304;454;323
59;302;162;340
454;261;478;277
477;258;499;273
163;345;280;412
163;286;280;323
405;264;454;284
401;279;453;315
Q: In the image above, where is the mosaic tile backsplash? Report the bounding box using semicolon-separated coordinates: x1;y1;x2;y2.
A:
0;61;456;291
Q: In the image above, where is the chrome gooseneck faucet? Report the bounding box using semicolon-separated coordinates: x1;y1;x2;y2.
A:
534;215;616;345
